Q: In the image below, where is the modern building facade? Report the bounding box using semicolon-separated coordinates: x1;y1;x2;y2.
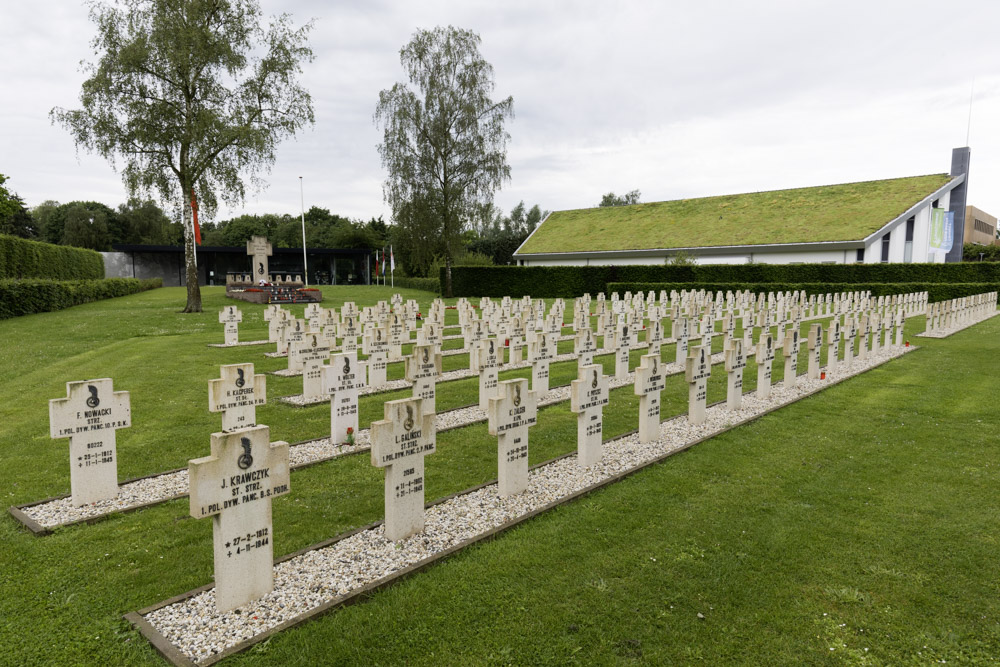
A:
964;205;998;246
514;148;971;266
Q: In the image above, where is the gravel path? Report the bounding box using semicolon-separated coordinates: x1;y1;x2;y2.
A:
143;345;913;663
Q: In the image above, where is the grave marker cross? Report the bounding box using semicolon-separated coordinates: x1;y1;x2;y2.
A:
188;425;290;613
49;378;131;506
209;363;267;432
370;398;436;541
487;378;538;496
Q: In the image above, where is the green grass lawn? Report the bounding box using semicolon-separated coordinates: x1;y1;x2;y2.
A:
1;285;998;665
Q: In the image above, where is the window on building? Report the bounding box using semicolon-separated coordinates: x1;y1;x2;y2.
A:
881;232;891;263
932;199;939;208
856;248;865;263
904;217;914;262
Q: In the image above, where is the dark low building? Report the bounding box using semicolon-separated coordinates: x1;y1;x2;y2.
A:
102;244;373;286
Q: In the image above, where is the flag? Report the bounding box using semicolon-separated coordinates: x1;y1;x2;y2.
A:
190;189;201;245
374;250;380;276
390;246;395;273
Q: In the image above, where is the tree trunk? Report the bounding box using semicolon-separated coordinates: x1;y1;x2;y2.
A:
444;251;453;298
181;189;202;313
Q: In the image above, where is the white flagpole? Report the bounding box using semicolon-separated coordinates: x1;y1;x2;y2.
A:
390;245;394;288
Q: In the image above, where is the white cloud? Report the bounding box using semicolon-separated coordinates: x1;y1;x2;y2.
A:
3;0;1000;231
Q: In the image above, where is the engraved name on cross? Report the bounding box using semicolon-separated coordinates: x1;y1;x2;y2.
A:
570;364;610;467
634;353;665;443
189;425;289;613
209;363;266;432
49;378;131;506
487;378;538;497
370;398;436;541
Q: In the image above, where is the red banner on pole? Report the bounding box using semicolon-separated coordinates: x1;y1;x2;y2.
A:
190;189;201;245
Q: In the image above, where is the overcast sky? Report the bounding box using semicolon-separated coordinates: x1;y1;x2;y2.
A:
3;1;1000;230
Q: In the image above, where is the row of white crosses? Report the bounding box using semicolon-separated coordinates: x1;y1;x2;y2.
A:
925;292;997;334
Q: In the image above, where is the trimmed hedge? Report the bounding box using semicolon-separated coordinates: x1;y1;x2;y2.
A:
446;264;1000;298
0;235;104;280
0;278;162;319
391;275;441;294
606;282;1000;305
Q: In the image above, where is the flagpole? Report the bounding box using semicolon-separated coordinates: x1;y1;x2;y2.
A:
390;245;394;288
299;176;308;286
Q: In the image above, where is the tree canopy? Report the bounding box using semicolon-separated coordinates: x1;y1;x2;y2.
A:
599;189;642;207
52;0;314;312
375;25;514;296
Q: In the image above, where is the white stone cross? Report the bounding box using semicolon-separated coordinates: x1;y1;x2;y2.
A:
475;338;501;411
614;318;632;380
895;310;905;348
188;425;290;613
858;314;870;361
283;319;306;370
574;327;598;370
324;351;367;445
724;339;746;411
370;398;436;541
827;319;841;373
338;315;360;354
487;378;538;497
417;322;441;347
646;319;664;357
528;331;556;394
685;345;711;425
219;305;243;345
783;328;800;388
363;325;390;386
807;324;823;380
405;344;442;416
246;235;272;280
304;303;322;330
289;332;331;400
756;333;775;399
844;317;856;370
570;364;610;467
388;313;407;361
264;305;287;343
209;363;266;432
49;378;131;506
633;353;665;443
673;316;690;366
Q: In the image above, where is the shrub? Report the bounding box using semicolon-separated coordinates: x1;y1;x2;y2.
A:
446;263;1000;298
0;278;162;319
0;234;104;280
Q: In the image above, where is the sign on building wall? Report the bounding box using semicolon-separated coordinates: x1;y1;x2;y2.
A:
929;208;954;253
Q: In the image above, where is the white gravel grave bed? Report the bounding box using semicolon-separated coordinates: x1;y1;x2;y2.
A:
206;340;270;348
142;345;913;664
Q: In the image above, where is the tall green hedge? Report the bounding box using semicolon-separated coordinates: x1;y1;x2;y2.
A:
446;264;1000;298
606;282;1000;305
0;235;104;280
0;278;162;319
